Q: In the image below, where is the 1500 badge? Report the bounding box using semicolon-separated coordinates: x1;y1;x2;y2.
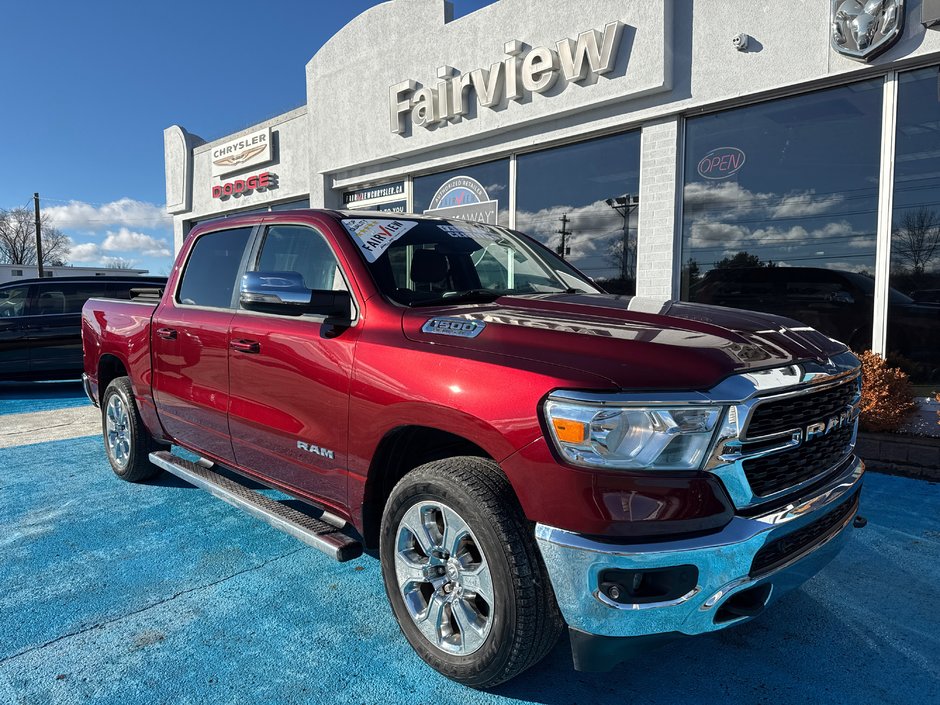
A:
422;317;486;338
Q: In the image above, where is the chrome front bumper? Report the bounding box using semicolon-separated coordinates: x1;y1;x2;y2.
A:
536;455;864;640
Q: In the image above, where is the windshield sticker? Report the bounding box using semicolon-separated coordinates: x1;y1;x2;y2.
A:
342;218;418;262
437;224;500;241
422;317;486;339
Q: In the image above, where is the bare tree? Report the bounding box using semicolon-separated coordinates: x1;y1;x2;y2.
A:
893;207;940;276
106;257;139;270
0;207;70;266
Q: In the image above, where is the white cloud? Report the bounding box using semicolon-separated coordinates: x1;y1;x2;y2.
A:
101;228;172;257
44;198;171;230
683;182;844;220
68;242;101;262
769;192;844;218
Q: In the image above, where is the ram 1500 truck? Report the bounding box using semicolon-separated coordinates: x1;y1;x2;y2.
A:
82;210;865;688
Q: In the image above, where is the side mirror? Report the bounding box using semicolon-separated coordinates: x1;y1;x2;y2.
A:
240;271;351;318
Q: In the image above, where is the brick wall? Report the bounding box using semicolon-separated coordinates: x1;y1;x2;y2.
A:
856;432;940;481
636;117;681;299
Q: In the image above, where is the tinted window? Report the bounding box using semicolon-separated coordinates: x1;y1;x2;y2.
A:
254;225;347;292
680;80;883;351
177;227;252;308
32;282;111;315
516;131;641;294
0;286;30;318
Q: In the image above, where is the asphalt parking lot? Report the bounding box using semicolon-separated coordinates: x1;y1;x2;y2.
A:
1;382;938;705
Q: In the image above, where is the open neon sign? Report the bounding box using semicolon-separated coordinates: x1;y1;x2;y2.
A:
697;147;746;180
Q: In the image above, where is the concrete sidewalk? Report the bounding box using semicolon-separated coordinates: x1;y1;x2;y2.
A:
1;431;938;705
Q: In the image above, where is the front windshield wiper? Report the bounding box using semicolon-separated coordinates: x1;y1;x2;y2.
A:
438;289;507;304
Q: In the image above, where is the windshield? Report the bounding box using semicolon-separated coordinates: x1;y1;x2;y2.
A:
341;217;600;306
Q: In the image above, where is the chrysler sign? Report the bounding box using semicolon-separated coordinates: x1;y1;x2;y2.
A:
390;22;624;134
211;127;272;177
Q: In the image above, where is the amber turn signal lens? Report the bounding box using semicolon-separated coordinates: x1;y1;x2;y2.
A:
552;418;586;444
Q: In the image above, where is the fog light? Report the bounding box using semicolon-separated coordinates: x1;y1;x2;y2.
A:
599;565;699;605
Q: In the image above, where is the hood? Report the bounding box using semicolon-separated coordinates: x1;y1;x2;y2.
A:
401;293;848;391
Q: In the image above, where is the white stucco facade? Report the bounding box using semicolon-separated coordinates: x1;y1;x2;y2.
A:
164;0;940;312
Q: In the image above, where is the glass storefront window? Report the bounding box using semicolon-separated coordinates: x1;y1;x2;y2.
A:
681;80;883;354
413;159;510;227
889;67;940;384
516;132;641;294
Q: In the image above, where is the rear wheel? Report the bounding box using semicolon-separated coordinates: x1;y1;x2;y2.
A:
379;457;563;688
102;376;161;483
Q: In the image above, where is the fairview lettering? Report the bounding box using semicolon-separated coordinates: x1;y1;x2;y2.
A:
390;21;624;134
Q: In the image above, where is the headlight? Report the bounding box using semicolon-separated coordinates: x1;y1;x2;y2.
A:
544;399;723;470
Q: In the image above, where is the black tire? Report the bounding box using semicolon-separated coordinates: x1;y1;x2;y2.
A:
101;376;161;483
379;457;563;688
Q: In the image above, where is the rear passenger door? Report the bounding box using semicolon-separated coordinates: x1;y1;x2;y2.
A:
0;285;33;376
151;226;253;464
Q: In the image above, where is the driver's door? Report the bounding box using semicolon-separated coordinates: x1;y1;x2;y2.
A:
227;223;358;510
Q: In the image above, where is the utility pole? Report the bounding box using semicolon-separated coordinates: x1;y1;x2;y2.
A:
556;213;571;259
33;192;44;278
605;194;640;284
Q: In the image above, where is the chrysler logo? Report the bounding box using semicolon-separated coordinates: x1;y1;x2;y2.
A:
831;0;905;62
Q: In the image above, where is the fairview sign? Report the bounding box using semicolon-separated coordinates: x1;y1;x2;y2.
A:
390;21;624;134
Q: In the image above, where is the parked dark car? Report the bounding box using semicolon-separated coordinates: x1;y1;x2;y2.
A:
689;267;940;380
910;288;940;304
0;275;166;381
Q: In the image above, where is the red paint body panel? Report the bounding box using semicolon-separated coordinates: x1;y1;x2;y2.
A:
228;310;358;508
151;305;237;463
81;209;849;539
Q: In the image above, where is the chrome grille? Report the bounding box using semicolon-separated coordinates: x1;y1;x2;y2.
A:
745;378;859;439
743;425;854;497
736;375;860;501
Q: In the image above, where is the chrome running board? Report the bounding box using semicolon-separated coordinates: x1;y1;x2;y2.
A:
148;450;362;562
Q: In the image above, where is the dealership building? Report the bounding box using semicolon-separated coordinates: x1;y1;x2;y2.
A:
165;0;940;383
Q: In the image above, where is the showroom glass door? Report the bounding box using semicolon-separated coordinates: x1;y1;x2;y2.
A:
888;67;940;384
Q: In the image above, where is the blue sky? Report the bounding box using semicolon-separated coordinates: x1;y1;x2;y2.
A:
0;0;495;275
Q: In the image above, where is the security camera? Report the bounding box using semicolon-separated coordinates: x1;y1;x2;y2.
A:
732;33;750;51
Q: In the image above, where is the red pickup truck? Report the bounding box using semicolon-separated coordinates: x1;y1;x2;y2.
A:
82;210;865;687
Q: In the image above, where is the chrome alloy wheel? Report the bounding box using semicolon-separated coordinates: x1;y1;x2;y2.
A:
394;501;494;656
105;395;131;468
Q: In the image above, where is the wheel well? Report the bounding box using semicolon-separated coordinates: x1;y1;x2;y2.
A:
361;426;492;549
97;355;128;403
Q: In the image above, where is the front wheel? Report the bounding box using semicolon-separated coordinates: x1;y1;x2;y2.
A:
379;457;563;688
101;376;161;483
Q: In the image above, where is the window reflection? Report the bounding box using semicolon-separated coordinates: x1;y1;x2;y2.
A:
516;132;641;294
889;67;940;383
681;81;883;354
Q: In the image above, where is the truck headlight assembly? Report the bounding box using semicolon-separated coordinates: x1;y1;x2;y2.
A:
544;400;723;470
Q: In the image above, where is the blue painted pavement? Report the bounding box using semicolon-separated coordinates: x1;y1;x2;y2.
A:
0;435;938;705
0;381;87;416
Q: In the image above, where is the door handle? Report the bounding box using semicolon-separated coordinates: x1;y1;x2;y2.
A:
156;327;178;340
230;339;261;354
